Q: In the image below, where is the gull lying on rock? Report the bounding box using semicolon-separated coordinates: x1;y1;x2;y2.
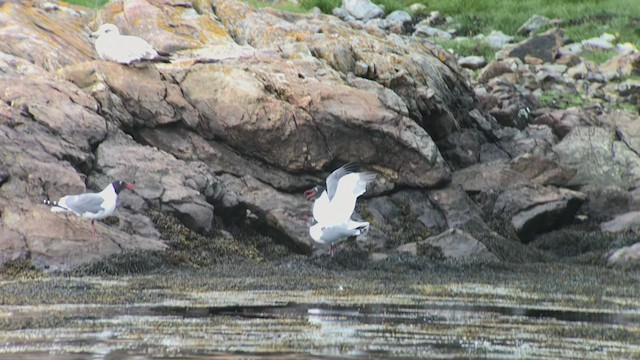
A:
43;180;135;235
304;163;377;256
90;23;171;64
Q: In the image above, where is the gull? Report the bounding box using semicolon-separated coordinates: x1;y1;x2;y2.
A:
89;23;171;64
43;180;135;235
304;163;377;256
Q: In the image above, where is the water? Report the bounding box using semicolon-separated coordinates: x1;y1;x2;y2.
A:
3;294;640;359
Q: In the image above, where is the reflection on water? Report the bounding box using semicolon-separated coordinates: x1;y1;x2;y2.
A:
2;299;640;359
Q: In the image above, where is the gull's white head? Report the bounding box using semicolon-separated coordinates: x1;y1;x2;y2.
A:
91;23;120;38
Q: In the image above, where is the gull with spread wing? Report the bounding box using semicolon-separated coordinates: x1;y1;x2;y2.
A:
304;163;377;256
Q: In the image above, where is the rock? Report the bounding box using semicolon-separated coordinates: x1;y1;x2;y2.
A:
385;10;411;24
397;229;499;262
517;15;551;36
362;190;447;250
454;154;575;193
607;242;640;268
476;78;539;129
508;154;576;187
502;28;564;63
428;185;491;236
219;174;312;253
332;7;355;22
453;160;530;193
582;185;635;221
458;56;487;70
553;126;640;189
567;62;589;79
484;30;515;49
413;23;452;40
554;53;581;67
559;42;583;56
90;131;230;234
480;124;558;163
532;107;598;138
492;184;586;241
599;52;640;80
476;58;519;83
341;0;384;21
600;211;640;233
616;42;639;56
582;35;615;51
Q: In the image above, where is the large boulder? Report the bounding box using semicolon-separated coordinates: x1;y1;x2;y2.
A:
553;126;640;189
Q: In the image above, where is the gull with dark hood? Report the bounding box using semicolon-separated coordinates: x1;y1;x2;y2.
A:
44;180;135;235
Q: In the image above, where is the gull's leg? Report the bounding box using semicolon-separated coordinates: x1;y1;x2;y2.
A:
91;220;97;236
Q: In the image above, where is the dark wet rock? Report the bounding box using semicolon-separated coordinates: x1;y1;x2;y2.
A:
501;28;564;64
397;228;500;262
361;190;447;250
517;15;551;36
492;184;586;241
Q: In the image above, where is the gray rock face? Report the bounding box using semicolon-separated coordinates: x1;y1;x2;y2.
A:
553;126;640;189
397;229;499;262
492;184;586;241
341;0;384;21
600;211;640;233
385;10;412;24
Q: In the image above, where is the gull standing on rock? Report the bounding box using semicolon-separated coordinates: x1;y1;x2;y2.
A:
43;180;135;235
304;163;377;256
90;23;171;64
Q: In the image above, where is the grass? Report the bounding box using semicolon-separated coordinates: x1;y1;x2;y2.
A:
62;0;108;8
433;37;496;59
65;0;640;47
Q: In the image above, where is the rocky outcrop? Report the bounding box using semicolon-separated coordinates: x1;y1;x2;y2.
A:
1;0;639;271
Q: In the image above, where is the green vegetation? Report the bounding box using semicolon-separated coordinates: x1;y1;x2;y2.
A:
581;49;619;64
538;90;586;109
433;37;496;60
63;0;108;8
